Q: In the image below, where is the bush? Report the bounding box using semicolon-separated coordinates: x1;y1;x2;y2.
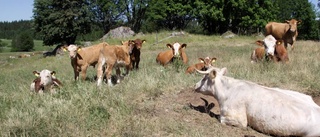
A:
11;31;34;52
0;39;7;52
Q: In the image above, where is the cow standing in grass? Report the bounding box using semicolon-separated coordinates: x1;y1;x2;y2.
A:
265;19;301;50
63;42;108;81
127;39;146;70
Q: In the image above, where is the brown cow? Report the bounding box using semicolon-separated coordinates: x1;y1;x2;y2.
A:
265;19;301;50
156;42;188;66
63;42;108;81
272;40;289;63
96;41;133;86
186;57;217;74
124;39;146;70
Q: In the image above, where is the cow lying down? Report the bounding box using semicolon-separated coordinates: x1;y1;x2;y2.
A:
30;69;62;93
194;67;320;136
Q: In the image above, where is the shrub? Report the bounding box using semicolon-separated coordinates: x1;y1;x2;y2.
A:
11;31;34;52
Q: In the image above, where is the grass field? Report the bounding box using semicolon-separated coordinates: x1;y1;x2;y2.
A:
0;32;319;136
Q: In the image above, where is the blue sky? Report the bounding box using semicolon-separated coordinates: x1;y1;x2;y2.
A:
0;0;318;22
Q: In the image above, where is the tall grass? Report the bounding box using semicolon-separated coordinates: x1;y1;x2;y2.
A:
0;32;319;136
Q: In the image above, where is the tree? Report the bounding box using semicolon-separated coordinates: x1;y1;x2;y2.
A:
11;31;34;52
33;0;93;45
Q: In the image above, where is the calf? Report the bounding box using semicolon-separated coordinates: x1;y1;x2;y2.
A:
63;42;108;81
251;35;279;63
186;57;217;74
194;67;320;136
96;41;133;86
156;42;188;66
30;69;62;93
127;39;146;70
272;40;289;63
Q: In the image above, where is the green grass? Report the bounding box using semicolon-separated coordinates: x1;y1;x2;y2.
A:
0;32;319;136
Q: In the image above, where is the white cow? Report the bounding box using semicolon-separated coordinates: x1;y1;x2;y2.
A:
30;69;62;93
194;67;320;136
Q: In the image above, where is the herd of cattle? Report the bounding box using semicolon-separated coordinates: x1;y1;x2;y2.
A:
28;19;320;136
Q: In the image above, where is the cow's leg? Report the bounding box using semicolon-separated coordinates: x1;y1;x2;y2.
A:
116;67;121;84
80;65;88;81
73;68;79;81
136;58;140;69
105;64;114;86
220;106;247;127
96;61;104;86
132;61;136;70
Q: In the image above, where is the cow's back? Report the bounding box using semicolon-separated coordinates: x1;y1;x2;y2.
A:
78;43;106;65
156;50;174;66
265;22;289;39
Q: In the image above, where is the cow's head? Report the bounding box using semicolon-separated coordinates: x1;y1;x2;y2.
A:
130;39;146;50
166;42;187;58
199;57;217;70
121;40;135;54
33;69;55;87
63;44;81;59
194;67;227;96
256;35;276;57
286;19;301;33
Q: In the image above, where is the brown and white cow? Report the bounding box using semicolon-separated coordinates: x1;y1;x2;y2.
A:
96;41;133;86
156;42;188;66
251;35;277;63
265;19;301;50
186;57;217;74
63;42;108;81
126;39;146;70
30;69;63;93
194;67;320;136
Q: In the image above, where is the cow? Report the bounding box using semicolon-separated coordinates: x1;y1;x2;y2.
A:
251;35;277;63
194;67;320;136
156;42;188;66
43;44;65;58
96;41;133;86
18;54;31;58
126;38;146;70
63;42;108;81
186;57;217;74
30;69;63;93
265;19;301;50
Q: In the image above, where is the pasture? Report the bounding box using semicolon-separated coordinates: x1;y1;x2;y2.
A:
0;32;320;136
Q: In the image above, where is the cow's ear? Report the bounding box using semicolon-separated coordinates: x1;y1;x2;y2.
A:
62;46;67;51
285;20;290;23
121;41;125;45
33;71;40;77
199;58;204;63
211;57;217;63
51;71;56;76
142;40;146;43
276;40;282;45
298;20;302;24
209;70;216;79
166;44;172;48
77;47;82;51
220;67;227;75
255;40;264;46
181;43;187;48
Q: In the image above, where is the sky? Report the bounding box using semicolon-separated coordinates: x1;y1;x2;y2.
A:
0;0;319;22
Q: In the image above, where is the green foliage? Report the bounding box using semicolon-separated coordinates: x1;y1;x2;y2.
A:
33;0;93;45
11;31;34;52
0;39;7;52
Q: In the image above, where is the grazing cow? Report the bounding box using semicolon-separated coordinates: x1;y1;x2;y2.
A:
265;19;301;50
30;69;63;93
194;67;320;136
156;42;188;66
63;42;108;81
126;39;146;70
251;35;277;63
186;57;217;74
96;41;133;86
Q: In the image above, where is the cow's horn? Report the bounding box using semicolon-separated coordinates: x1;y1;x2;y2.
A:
195;66;216;74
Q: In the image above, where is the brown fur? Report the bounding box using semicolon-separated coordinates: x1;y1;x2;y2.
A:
156;43;188;66
186;57;217;74
128;39;146;70
273;40;289;63
251;40;266;62
63;42;108;81
96;41;132;86
265;19;301;50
